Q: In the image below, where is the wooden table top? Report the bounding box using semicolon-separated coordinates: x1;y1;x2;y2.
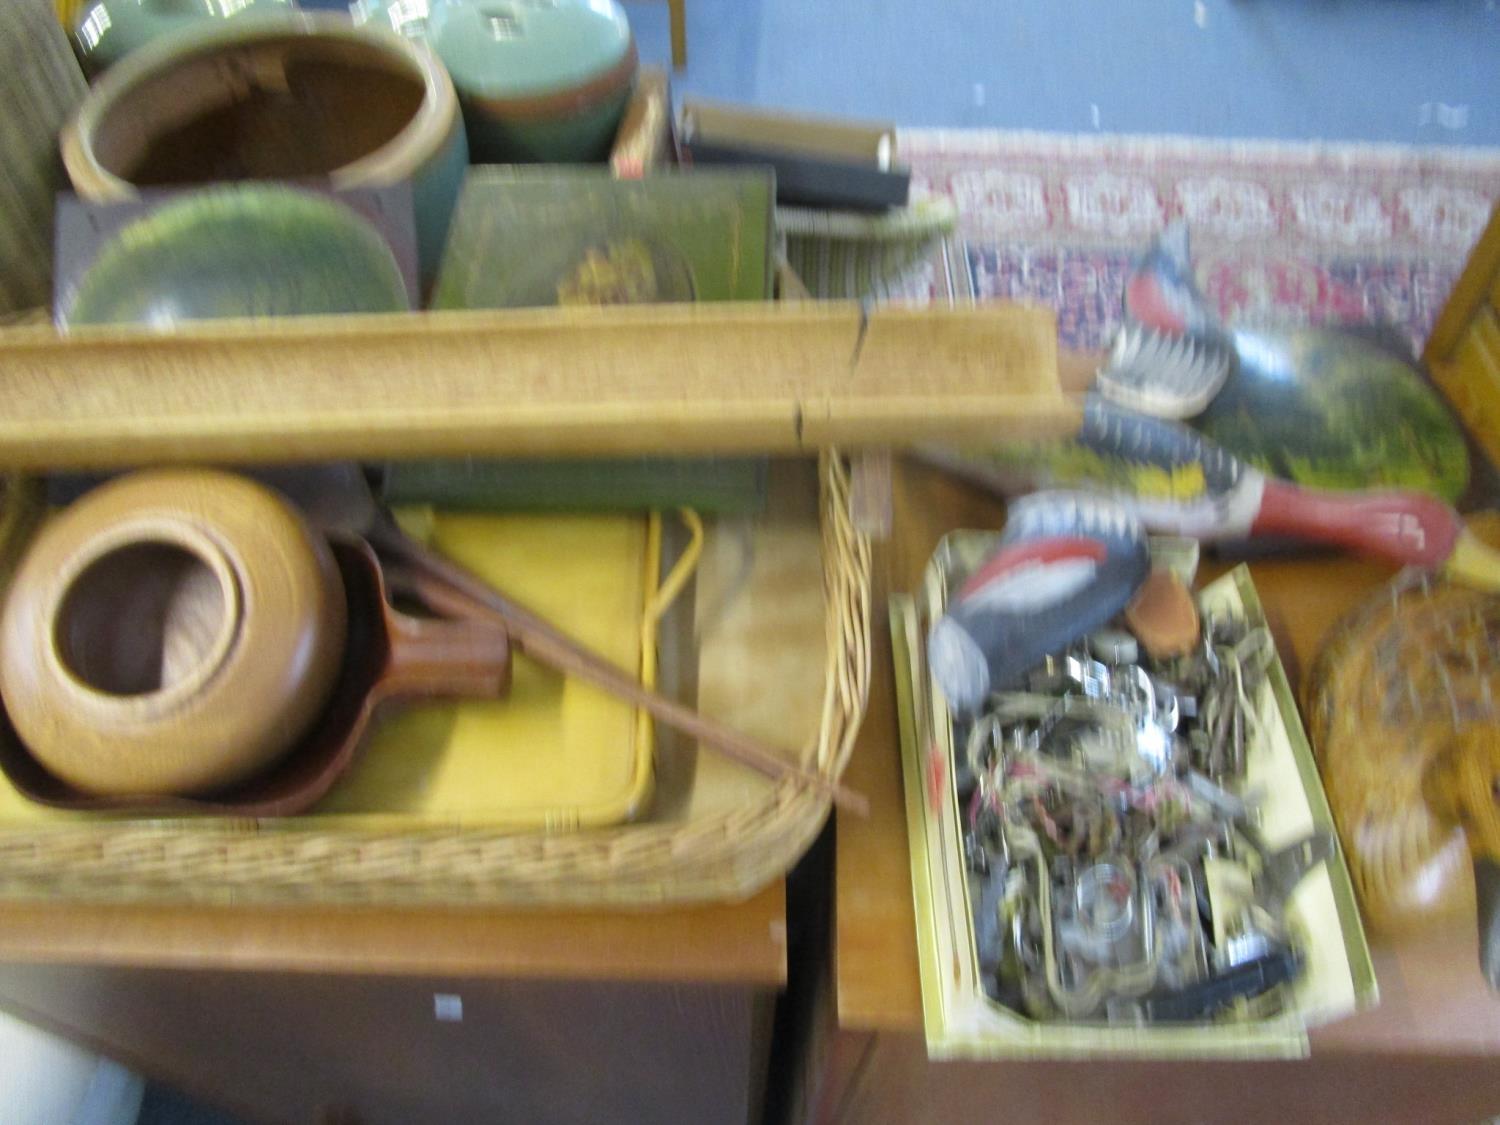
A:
834;460;1500;1056
0;884;789;987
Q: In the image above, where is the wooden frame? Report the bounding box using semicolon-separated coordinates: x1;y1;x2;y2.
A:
669;0;686;69
0;302;1068;468
1424;204;1500;470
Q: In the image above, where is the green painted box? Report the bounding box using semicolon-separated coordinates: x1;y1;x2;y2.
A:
432;168;775;310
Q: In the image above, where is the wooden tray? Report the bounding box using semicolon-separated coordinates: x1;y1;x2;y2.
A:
0;303;1066;467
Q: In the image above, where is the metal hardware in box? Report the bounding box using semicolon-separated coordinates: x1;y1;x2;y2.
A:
895;532;1376;1059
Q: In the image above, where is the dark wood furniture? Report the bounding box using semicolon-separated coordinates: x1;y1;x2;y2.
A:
0;887;785;1123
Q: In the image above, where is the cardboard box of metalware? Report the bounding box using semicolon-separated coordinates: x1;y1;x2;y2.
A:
892;535;1378;1059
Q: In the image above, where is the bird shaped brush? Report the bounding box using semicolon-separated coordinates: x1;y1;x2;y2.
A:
1101;224;1235;418
1121;222;1218;339
925;395;1500;591
1101;223;1473;507
928;491;1150;716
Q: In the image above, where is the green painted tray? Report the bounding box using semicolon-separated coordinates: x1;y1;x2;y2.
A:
432;167;774;309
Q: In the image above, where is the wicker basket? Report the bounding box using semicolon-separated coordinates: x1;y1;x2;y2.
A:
0;454;870;906
1;0;86;316
779;198;958;300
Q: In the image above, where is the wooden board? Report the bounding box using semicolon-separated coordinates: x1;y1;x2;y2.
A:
827;1034;1500;1125
0;303;1069;468
0;882;787;985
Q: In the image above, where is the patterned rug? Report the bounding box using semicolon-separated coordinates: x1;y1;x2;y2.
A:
893;129;1500;355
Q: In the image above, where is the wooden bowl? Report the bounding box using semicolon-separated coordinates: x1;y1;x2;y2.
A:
0;537;512;816
0;470;347;796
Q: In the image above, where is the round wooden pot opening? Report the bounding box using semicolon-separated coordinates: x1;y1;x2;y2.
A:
0;469;349;797
53;529;240;711
85;30;431;189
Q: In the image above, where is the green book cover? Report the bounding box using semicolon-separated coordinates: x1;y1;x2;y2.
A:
381;457;768;514
432;168;775;308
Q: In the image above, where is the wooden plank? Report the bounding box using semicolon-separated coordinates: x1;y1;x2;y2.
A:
0;881;788;985
1432;307;1500;470
849;451;894;539
827;1033;1500;1125
0;303;1069;469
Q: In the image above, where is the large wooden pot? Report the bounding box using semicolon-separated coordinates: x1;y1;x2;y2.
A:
0;471;347;797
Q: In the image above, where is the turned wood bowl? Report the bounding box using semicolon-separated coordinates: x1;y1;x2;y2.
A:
0;470;347;796
0;472;512;816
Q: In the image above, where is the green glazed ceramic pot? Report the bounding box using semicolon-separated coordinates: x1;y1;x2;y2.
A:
64;185;410;326
354;0;636;164
61;14;467;288
72;0;298;75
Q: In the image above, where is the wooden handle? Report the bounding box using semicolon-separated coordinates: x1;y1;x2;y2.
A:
374;527;869;816
380;604;513;701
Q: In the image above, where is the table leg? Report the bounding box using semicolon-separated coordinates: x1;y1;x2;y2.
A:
669;0;686;69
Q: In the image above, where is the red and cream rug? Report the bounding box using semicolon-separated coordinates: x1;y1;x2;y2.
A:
893;129;1500;354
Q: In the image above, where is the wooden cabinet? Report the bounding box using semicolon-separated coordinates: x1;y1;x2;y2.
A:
0;889;785;1124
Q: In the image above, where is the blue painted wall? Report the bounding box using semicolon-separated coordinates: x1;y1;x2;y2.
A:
312;0;1500;145
632;0;1500;145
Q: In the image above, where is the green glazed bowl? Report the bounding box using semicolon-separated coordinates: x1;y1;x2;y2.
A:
64;185;410;327
61;14;467;289
73;0;299;75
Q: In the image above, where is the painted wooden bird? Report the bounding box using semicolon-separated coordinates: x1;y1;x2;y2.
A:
1106;223;1475;509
